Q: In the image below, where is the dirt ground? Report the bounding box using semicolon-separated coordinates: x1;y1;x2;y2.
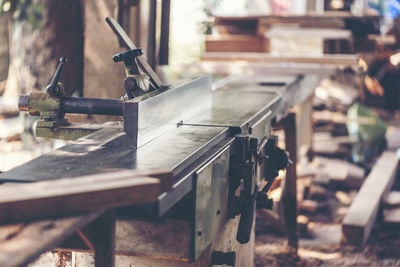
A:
254;173;400;267
255;221;400;267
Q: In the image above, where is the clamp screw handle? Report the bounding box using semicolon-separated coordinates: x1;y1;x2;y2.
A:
46;57;67;96
112;48;144;67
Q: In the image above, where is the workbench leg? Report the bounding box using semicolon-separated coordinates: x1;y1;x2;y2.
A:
281;113;298;253
91;210;115;267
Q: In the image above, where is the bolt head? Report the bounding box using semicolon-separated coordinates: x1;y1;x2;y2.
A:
18;95;30;111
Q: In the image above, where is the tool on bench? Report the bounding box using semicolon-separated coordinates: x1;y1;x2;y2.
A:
106;17;162;90
229;135;290;244
14;16;294;262
113;48;151;98
18;17;165;140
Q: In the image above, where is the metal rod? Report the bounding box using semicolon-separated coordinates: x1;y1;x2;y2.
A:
61;97;123;116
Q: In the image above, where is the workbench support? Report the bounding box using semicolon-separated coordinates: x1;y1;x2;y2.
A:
274;112;299;252
72;216;254;266
283;113;298;252
91;210;116;267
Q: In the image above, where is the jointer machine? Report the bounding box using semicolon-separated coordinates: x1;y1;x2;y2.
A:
0;18;321;267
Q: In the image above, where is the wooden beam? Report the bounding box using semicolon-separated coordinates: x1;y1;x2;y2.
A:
0;212;102;267
0;169;172;224
342;151;399;246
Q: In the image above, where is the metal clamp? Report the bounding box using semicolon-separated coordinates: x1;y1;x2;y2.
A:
113;48;151;98
229;135;258;244
259;136;291;194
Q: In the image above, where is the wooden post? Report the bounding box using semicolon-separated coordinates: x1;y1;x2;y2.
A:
92;210;116;267
159;0;171;65
147;0;157;70
281;113;298;252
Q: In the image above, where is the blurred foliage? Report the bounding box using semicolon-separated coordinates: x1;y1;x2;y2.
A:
199;0;221;34
347;102;388;164
1;0;44;31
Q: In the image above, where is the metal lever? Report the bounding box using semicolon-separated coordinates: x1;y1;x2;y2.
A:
46;57;67;97
236;184;257;244
229;136;258;244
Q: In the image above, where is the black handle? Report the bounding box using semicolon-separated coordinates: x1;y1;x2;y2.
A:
113;49;143;67
236;185;257;244
46;57;67;96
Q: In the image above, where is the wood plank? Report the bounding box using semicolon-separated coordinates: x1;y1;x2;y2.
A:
312;157;365;188
342;151;399;246
205;35;266;53
201;52;359;66
383;191;400;207
0;212;102;267
298;200;320;213
384;207;400;225
185;61;336;77
266;27;352;40
0;169;172;224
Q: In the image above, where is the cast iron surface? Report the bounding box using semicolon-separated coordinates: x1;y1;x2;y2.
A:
181;75;301;132
0;74;318;216
0;125;228;182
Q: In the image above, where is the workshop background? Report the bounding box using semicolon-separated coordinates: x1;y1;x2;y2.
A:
1;0;400;266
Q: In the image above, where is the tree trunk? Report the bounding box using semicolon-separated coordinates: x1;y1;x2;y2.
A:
0;13;10;83
4;0;83;98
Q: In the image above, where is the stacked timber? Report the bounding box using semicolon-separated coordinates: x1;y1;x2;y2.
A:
342;151;399;246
